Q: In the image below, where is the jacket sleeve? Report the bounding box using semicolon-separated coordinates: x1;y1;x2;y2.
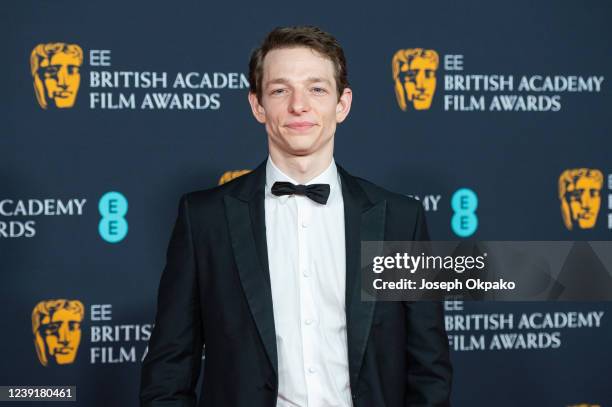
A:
404;202;453;406
140;194;204;407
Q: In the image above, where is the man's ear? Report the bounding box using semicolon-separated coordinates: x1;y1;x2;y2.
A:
336;87;352;123
248;92;266;124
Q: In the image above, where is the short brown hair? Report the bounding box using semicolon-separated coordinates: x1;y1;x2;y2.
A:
248;26;349;102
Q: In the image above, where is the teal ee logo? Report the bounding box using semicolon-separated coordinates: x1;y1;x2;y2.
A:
451;188;478;237
98;191;128;243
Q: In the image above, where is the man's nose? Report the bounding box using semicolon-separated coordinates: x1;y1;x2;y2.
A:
289;90;310;113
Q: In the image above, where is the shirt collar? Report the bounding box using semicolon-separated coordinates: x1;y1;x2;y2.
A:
265;155;340;204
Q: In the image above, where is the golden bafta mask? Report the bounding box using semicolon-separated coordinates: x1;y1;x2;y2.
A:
392;48;439;111
32;299;85;366
218;169;251;185
30;43;83;109
559;169;603;230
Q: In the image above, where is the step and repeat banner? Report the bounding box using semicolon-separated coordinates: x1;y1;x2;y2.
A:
2;0;611;405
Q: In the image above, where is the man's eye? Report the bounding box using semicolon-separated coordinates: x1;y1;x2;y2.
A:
311;87;327;94
271;89;286;95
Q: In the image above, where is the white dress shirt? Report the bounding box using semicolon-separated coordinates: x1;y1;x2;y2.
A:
264;156;353;407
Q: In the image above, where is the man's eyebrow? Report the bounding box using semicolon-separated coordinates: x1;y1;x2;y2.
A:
265;78;291;88
304;77;332;86
265;77;333;88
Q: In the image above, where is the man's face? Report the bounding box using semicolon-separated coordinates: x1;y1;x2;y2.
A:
566;176;602;229
39;308;82;364
39;52;81;108
402;56;437;110
248;47;351;158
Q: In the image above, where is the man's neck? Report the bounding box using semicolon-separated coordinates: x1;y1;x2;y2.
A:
268;147;334;184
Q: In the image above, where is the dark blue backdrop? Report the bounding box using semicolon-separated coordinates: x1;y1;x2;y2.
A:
2;0;611;405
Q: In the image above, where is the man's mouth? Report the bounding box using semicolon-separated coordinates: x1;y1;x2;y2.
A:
285;121;317;132
54;347;74;355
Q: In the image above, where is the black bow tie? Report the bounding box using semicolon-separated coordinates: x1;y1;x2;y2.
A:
271;181;331;205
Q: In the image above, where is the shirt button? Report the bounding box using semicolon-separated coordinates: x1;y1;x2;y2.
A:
305;319;313;325
301;220;308;228
308;367;316;374
302;269;309;277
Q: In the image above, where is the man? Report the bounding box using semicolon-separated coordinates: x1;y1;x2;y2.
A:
140;26;452;407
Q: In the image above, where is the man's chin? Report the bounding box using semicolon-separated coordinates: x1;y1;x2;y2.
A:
284;146;318;157
279;137;320;155
270;131;332;157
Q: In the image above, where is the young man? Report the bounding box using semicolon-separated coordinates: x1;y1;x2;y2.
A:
140;26;452;407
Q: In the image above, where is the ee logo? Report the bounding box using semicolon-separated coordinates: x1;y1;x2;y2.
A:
451;188;478;237
98;191;128;243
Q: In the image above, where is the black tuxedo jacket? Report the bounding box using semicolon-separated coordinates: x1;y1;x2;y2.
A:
140;160;452;407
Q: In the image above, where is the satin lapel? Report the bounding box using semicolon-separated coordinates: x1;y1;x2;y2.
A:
338;165;387;391
224;161;277;376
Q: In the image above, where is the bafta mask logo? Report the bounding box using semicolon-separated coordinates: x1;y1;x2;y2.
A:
30;43;83;109
559;169;603;230
392;48;439;111
218;169;251;185
32;299;85;366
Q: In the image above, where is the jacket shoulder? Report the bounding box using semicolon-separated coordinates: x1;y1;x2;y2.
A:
351;174;427;240
181;170;257;208
353;175;423;213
